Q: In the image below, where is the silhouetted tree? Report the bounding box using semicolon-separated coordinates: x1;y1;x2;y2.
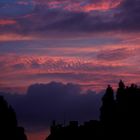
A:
46;81;140;140
116;80;125;103
0;96;27;140
100;85;115;124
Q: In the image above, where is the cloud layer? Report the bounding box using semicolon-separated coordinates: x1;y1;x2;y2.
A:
0;0;140;39
0;40;140;93
0;82;103;132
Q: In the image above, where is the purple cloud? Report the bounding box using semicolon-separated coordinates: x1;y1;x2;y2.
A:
0;82;103;132
0;0;139;38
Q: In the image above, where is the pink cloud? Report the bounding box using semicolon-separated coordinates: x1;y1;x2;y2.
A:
0;42;140;92
83;0;122;12
0;19;16;25
33;0;122;12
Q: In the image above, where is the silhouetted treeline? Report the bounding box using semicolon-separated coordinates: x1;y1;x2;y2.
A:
46;80;140;140
0;96;27;140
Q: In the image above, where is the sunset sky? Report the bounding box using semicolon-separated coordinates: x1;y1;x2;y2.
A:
0;0;140;140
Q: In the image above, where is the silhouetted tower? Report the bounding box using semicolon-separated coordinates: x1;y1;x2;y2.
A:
100;85;115;124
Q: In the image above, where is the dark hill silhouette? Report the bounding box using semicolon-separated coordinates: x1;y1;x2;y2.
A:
46;80;140;140
0;96;27;140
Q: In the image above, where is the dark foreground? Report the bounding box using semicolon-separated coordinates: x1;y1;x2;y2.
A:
46;81;140;140
0;80;140;140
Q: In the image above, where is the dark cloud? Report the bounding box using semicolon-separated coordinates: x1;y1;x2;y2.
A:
0;0;139;37
0;82;103;131
12;63;26;70
97;48;133;61
0;0;33;18
116;0;140;31
43;0;140;33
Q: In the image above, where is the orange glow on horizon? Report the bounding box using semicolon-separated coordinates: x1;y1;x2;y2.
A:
27;130;49;140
